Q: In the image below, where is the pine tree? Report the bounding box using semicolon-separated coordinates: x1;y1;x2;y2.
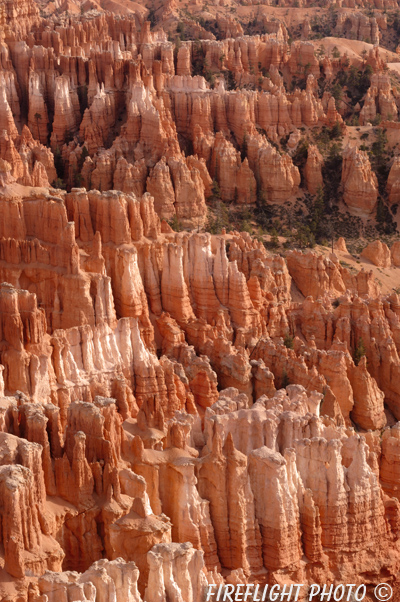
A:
284;332;294;349
212;179;221;200
281;370;290;388
354;338;366;366
241;132;248;162
34;112;42;143
270;228;279;249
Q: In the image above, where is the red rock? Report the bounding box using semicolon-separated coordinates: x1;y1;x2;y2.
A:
361;239;391;268
28;72;49;145
146;157;176;220
304;144;323;194
0;77;18;138
80;84;116;155
349;356;386;430
387;156;400;205
391;241;400;267
341;146;378;216
51;77;80;149
211;133;257;204
167;156;207;227
1;7;400;597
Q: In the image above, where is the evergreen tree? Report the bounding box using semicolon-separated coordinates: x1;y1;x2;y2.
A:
270;228;279;249
34;112;42;143
241;132;248;162
54;146;64;180
212;179;221;200
281;370;290;388
310;186;324;238
354;338;366;366
284;332;294;349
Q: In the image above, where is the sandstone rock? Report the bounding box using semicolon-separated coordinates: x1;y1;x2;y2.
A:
381;423;400;501
38;558;143;602
349;356;386;430
286;250;346;298
167;156;207;227
325;96;343;127
1;7;400;598
334;237;348;253
0;461;64;578
361;240;391;268
0;130;24;180
114;157;148;199
253;136;300;203
28;72;49;145
391;241;400;267
211;132;256;204
198;432;264;576
80;84;116;155
0;157;15;186
341;146;378;216
146;157;176;220
50;76;80;149
288;41;320;79
145;542;208;602
335;11;380;44
0;75;18;138
304;144;323;194
248;447;301;570
387;156;400;205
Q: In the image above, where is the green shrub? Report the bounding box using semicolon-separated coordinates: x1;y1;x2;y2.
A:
354;338;366;366
281;370;290;388
284;332;294;349
169;215;182;232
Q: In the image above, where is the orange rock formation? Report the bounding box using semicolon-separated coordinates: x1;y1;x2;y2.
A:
1;0;400;598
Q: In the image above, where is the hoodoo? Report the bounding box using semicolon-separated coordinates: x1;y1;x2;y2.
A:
1;0;400;598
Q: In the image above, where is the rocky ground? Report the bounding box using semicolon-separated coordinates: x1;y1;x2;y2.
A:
3;0;400;599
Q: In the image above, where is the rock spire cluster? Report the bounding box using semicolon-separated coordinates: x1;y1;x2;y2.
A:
1;0;400;598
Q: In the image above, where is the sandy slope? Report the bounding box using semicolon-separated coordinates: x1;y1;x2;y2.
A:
314;36;399;63
317;242;400;295
388;62;400;76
